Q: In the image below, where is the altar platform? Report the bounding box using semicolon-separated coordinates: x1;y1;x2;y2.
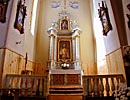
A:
49;69;83;95
49;69;83;86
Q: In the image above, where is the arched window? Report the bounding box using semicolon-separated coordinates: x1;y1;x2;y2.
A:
94;16;108;74
31;0;38;35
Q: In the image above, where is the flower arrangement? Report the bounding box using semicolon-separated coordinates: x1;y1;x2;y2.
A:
113;83;130;100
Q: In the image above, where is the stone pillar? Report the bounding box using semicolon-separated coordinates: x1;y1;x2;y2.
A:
53;36;57;68
75;34;80;60
72;28;81;69
54;36;57;61
72;38;76;61
49;34;54;60
47;27;57;69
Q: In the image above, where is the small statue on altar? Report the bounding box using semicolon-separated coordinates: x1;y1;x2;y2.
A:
71;20;81;32
73;20;78;28
51;20;58;28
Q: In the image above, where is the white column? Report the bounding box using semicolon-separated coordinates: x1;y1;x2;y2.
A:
49;34;54;60
53;36;57;68
54;36;57;61
72;38;76;61
72;29;81;69
47;28;57;69
75;30;80;61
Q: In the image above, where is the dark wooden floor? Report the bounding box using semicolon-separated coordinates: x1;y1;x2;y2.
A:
83;96;115;100
1;95;130;100
0;95;46;100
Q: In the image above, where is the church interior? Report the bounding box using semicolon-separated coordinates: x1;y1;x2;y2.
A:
0;0;130;100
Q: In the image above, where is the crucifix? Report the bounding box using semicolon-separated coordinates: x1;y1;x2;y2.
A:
64;0;66;10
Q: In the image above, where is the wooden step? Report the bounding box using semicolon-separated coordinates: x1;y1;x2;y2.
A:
49;85;83;94
49;89;83;94
48;94;82;100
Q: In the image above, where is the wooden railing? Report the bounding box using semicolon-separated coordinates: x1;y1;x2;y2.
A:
82;74;125;97
1;74;47;97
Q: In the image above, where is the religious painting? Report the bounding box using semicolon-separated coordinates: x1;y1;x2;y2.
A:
98;1;112;36
58;39;72;62
0;0;9;23
59;16;70;31
61;19;68;30
126;3;130;30
14;0;27;34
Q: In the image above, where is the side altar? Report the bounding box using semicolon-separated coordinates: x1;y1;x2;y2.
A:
47;11;83;94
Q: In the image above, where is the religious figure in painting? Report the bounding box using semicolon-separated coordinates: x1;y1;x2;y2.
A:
126;3;130;30
59;43;69;59
61;20;68;30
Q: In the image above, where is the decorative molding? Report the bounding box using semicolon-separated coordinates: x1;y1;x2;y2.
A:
51;1;61;8
51;0;79;9
69;1;79;9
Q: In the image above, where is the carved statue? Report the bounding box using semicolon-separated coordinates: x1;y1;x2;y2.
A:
123;46;130;66
51;20;58;28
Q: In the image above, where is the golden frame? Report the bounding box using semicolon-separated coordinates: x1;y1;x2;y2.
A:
14;0;27;34
59;16;70;32
98;1;112;36
58;39;72;62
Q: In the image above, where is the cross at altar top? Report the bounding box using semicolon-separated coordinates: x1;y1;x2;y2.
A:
64;0;67;10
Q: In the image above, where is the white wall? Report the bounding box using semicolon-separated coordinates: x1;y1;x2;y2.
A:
93;0;120;54
0;0;13;48
5;0;36;61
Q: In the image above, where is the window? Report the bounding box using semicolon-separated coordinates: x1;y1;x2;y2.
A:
94;16;108;74
31;0;38;35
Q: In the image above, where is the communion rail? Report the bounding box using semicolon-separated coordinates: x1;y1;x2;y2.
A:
0;74;47;97
82;74;125;98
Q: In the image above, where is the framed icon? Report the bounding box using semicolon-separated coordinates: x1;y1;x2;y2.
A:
61;19;68;30
59;16;70;32
126;3;130;30
14;0;27;34
0;0;9;23
58;39;72;62
98;1;112;36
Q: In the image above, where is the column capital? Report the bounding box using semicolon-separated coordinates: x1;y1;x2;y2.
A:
47;27;58;37
71;26;82;38
72;28;81;38
72;27;82;33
